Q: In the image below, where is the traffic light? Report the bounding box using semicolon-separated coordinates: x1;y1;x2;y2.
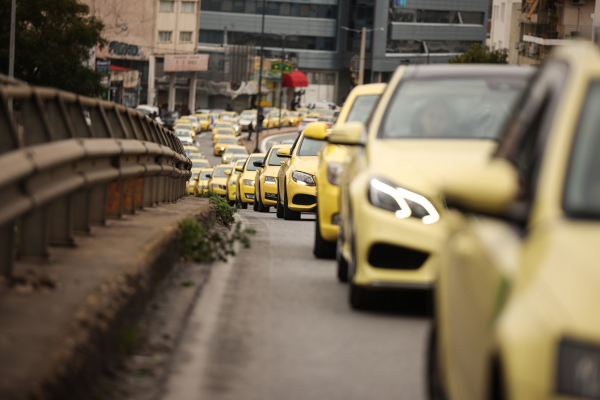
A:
349;67;359;86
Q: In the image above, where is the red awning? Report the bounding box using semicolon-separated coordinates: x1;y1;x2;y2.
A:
110;65;131;71
282;71;308;88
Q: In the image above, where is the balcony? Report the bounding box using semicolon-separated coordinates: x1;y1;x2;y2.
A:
522;22;593;46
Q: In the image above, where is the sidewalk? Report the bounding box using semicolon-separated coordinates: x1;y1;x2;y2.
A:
0;197;214;400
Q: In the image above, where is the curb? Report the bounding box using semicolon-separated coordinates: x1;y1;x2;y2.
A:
23;203;216;400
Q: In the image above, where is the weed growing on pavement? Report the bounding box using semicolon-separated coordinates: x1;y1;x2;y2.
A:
196;189;237;225
178;218;255;263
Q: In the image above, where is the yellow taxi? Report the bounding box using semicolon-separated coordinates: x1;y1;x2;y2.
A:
429;43;600;400
213;137;238;156
313;83;386;259
253;144;291;212
212;131;236;145
218;111;239;122
221;145;248;164
285;111;301;127
262;110;281;129
191;159;210;170
230;154;248;165
174;122;195;140
187;170;201;195
181;116;200;133
195;167;213;195
332;64;533;309
212;121;233;136
236;153;266;209
207;164;232;197
183;144;202;158
276;125;325;220
194;114;211;131
226;159;246;205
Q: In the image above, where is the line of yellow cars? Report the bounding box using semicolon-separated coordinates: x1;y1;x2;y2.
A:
245;43;600;400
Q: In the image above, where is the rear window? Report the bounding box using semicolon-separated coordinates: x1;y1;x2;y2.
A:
217;129;233;135
225;148;247;154
218;138;236;144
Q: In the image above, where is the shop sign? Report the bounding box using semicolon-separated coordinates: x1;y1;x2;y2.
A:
164;54;209;72
96;60;111;73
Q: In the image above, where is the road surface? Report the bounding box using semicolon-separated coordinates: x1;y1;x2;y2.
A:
161;202;431;400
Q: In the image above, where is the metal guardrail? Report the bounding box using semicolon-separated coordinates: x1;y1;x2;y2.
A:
0;78;192;278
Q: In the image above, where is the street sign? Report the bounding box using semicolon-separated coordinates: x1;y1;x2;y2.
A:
271;61;292;74
96;60;111;73
164;54;209;72
282;62;292;74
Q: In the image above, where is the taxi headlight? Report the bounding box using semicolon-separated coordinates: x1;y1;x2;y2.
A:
368;178;439;225
292;171;315;186
265;176;276;183
230;179;237;186
327;162;344;186
558;339;600;399
243;179;255;187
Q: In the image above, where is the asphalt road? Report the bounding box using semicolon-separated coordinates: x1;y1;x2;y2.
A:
161;203;431;400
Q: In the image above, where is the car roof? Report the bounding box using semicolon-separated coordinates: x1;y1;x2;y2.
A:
271;143;292;150
248;153;266;157
351;83;387;95
405;64;535;79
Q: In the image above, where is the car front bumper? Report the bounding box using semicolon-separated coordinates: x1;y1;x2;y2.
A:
239;182;255;203
286;179;316;212
261;179;278;206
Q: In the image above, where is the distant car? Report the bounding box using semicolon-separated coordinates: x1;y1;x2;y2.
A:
208;165;232;198
317;115;335;128
230;154;249;164
161;110;180;129
196;168;214;195
253;144;292;212
239;110;258;131
175;129;193;145
222;145;249;164
195;108;211;114
297;117;318;133
135;105;164;125
236;153;266;209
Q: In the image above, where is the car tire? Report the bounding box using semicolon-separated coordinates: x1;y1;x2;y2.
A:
276;188;284;219
241;202;248;209
313;209;336;259
257;187;270;213
336;235;349;283
349;282;368;310
427;327;447;400
283;185;301;221
229;200;235;207
253;198;259;211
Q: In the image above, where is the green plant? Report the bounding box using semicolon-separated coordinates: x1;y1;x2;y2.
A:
196;189;238;225
116;327;141;356
448;43;508;64
178;219;255;263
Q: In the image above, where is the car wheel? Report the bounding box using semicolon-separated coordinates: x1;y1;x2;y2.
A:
336;235;349;283
241;202;248;209
229;200;235;206
313;209;336;259
276;188;284;219
427;327;447;400
283;185;301;221
257;187;270;213
253;197;259;211
349;282;368;310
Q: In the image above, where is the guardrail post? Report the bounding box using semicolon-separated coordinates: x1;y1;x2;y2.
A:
106;181;123;219
0;222;15;278
123;178;135;214
158;176;166;204
48;197;75;246
90;186;108;225
18;208;50;259
73;190;91;233
135;178;144;209
143;177;153;207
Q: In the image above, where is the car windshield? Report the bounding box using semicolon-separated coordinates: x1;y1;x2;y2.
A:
214;167;231;178
379;77;527;140
297;137;324;157
161;111;179;119
218;139;236;144
288;112;298;117
192;172;200;180
176;125;192;130
564;81;600;218
346;94;381;123
269;148;287;166
197;115;209;120
246;156;264;172
193;161;208;168
201;171;213;179
217;130;233;135
240;113;255;120
216;124;230;128
176;131;191;138
225;148;247;154
184;117;197;122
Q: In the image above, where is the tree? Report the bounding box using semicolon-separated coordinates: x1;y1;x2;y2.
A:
448;43;508;64
0;0;107;96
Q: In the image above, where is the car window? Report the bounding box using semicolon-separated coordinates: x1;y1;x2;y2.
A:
268;148;287;166
201;171;213;179
217;138;236;144
175;131;191;138
226;148;247;154
192;172;200;180
297;137;324;157
217;129;233;135
245;156;264;172
192;161;208;168
379;76;529;140
176;125;192;130
563;81;600;218
345;94;381;124
214;168;231;178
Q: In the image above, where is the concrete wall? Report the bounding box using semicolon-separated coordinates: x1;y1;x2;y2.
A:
490;0;521;51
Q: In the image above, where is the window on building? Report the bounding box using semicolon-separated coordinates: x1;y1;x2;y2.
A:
500;3;505;22
200;1;337;19
460;11;484;25
388;4;483;25
198;29;336;51
159;0;174;12
494;5;499;20
181;1;195;12
180;31;193;42
386;40;478;54
158;31;173;42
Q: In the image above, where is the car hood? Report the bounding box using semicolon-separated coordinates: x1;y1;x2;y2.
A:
366;139;497;195
211;177;228;186
291;156;319;175
263;165;281;177
241;170;258;181
514;219;600;334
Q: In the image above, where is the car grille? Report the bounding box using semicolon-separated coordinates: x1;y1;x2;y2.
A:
265;193;277;200
368;243;429;270
292;194;316;206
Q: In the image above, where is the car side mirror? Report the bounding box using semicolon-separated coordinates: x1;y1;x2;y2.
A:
442;159;520;217
235;166;243;172
225;170;231;176
253;161;264;168
303;122;328;141
327;122;365;146
276;148;291;158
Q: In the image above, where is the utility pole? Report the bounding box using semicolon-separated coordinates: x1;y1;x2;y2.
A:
271;31;297;127
255;0;266;153
8;0;16;110
358;27;366;85
341;26;384;86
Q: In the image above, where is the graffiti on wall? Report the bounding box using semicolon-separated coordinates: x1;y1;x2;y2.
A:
109;41;144;58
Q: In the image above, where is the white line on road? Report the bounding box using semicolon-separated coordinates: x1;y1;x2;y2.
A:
260;131;299;153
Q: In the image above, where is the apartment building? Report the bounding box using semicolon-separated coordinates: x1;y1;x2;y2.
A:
490;0;522;64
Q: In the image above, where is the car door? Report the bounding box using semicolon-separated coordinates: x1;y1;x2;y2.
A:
441;61;569;400
278;136;300;197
